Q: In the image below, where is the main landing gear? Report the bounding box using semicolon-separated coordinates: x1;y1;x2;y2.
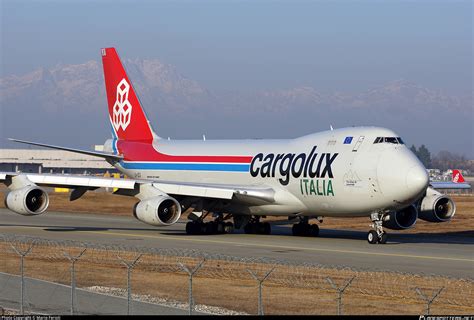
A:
292;217;320;237
244;217;271;235
367;212;388;244
185;213;234;235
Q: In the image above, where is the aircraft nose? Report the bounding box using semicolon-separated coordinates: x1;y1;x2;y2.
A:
406;164;429;196
377;148;428;204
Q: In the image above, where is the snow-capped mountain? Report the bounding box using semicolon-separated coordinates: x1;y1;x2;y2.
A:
0;59;471;157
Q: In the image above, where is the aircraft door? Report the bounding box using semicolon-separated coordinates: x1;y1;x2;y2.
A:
352;136;365;152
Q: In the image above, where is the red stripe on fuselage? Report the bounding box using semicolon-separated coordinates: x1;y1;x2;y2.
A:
117;140;252;163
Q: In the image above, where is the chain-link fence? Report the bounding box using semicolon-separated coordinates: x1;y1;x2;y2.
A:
0;234;472;315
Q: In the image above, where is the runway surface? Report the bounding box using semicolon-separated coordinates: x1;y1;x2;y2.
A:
0;209;473;278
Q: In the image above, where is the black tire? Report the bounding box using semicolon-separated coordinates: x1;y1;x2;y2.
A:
263;222;271;235
310;224;319;237
201;223;209;234
256;222;266;234
216;222;225;234
208;222;218;234
379;232;388;244
224;222;234;234
292;224;301;236
367;230;378;244
186;221;194;235
187;222;201;235
244;223;253;234
250;223;259;234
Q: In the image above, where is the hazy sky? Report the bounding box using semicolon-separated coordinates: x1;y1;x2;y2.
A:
0;0;472;157
1;0;472;93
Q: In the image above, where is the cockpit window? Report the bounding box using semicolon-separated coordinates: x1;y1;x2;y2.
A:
373;136;405;144
384;137;398;144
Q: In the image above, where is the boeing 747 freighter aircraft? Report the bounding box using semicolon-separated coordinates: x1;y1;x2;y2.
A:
1;48;460;244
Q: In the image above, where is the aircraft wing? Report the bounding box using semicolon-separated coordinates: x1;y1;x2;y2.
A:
430;181;471;190
0;172;275;204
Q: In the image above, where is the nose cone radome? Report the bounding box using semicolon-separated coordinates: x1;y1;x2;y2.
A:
406;165;429;196
377;148;428;206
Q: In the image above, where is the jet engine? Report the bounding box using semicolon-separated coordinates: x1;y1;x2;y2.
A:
5;186;49;216
418;187;455;222
133;195;181;226
382;205;418;230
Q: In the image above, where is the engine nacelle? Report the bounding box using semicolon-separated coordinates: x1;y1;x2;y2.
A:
418;187;455;222
5;186;49;216
133;195;181;226
382;205;418;230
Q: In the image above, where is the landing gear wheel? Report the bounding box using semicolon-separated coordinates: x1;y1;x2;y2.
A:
258;222;270;234
310;224;319;237
224;222;234;234
292;223;319;237
263;222;271;235
367;230;378;244
379;232;388;244
203;222;211;234
199;223;208;234
244;221;270;235
244;223;253;234
186;221;201;235
216;222;225;234
292;223;302;236
186;221;194;235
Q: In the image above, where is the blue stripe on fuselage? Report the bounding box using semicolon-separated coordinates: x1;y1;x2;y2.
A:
120;161;250;172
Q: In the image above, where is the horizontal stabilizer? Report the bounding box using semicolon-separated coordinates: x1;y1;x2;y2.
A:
8;138;122;162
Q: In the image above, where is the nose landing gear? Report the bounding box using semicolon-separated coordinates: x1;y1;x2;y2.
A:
368;212;388;244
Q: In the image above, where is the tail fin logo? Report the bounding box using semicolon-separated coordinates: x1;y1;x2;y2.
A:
453;172;459;183
453;170;465;183
112;78;132;131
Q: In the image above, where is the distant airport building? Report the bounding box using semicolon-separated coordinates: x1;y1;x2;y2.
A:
427;168;472;194
0;148;118;175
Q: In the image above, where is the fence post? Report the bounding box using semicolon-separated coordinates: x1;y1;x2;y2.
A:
415;286;444;315
326;276;355;315
179;259;205;315
63;248;87;315
117;254;142;315
10;242;34;315
247;267;275;315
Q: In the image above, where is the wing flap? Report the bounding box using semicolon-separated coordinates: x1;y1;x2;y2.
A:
153;182;234;199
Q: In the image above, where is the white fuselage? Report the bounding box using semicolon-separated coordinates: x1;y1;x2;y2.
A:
112;126;429;218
